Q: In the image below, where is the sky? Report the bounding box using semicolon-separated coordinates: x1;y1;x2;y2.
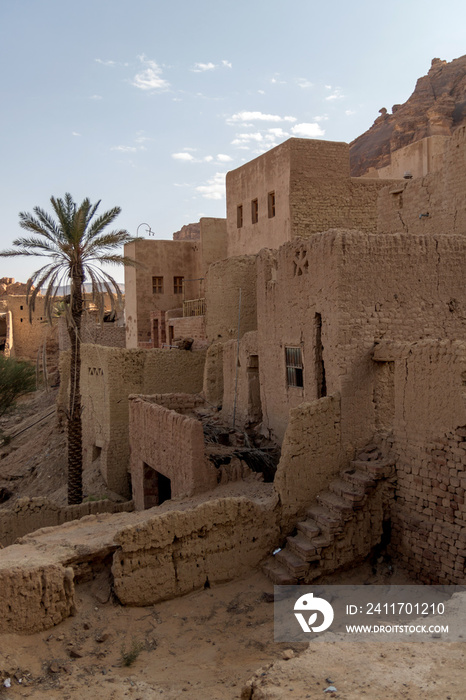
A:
1;0;465;284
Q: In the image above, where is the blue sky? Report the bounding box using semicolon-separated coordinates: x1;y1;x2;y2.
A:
1;0;465;283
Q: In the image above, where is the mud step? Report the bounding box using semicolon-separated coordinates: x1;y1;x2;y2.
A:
297;519;321;539
306;504;343;532
317;491;355;517
330;478;366;504
351;459;395;478
341;468;376;492
286;533;320;562
275;548;309;578
262;559;298;585
309;532;334;548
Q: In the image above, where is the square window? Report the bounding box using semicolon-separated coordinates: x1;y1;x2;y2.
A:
152;276;163;294
268;191;276;218
174;276;184;294
285;346;304;388
251;198;259;224
237;204;243;228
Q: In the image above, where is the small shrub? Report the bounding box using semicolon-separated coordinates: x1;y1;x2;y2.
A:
0;355;36;417
120;638;144;667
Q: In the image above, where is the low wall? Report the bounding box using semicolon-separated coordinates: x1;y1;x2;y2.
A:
112;495;280;605
274;394;341;527
129;395;217;509
0;497;134;547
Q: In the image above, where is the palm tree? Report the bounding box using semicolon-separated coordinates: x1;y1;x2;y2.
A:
0;193;135;504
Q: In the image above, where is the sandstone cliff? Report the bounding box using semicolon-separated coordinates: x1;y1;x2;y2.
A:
172;222;200;241
350;55;466;176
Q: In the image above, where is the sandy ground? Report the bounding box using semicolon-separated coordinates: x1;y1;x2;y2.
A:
1;391;466;698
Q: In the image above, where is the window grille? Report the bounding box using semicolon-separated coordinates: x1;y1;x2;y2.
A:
285;346;304;387
152;276;163;294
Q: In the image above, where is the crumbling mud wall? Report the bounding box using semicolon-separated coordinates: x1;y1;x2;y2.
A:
202;341;224;406
274;395;341;526
3;295;58;362
0;497;133;547
257;231;466;455
81;345;206;497
377;125;466;236
0;555;75;633
205;255;257;343
221;331;262;428
112;496;279;605
374;340;466;583
0;491;279;633
129;395;217;509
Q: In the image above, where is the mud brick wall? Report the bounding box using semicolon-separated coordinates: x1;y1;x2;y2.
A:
378;340;466;583
0;497;133;547
5;295;58;362
221;331;261;427
112;496;280;605
80;345;206;497
257;231;466;452
168;315;206;347
59;317;126;350
205;255;257;343
136;392;205;412
377;125;466;237
129;397;217;509
274;394;341;527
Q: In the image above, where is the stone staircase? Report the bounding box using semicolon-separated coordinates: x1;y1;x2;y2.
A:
263;445;395;585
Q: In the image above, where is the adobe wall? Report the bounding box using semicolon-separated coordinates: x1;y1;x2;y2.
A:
362;135;449;180
124;239;201;348
81;344;206;497
205;255;257;343
0;497;133;547
112;496;280;606
373;340;466;584
226;137;399;257
203;341;224;406
221;331;262;427
129;395;217;509
199;216;228;270
5;295;57;362
257;231;466;454
273;395;341;526
168;315;207;348
226;141;292;257
377;126;466;236
58;316;126;350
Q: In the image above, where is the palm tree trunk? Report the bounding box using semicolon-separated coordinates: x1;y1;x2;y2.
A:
67;273;84;504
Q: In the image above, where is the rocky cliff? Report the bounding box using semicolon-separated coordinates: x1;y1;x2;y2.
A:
350;55;466;176
172;222;200;241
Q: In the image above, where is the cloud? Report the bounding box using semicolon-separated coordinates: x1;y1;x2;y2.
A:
196;172;226;200
172;152;195;161
258;89;265;95
95;58;116;67
314;114;329;122
132;55;169;91
296;78;312;89
89;94;103;100
191;60;232;72
111;145;146;153
217;154;233;162
227;111;296;125
291;122;325;138
72;132;81;137
204;155;214;162
345;109;356;116
325;88;344;101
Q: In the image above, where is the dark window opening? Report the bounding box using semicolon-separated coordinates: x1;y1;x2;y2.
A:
315;313;327;398
152;276;163;294
285;346;304;388
237;205;243;228
174;276;184;294
143;462;172;508
268;191;276;218
251;198;259;224
92;445;102;462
